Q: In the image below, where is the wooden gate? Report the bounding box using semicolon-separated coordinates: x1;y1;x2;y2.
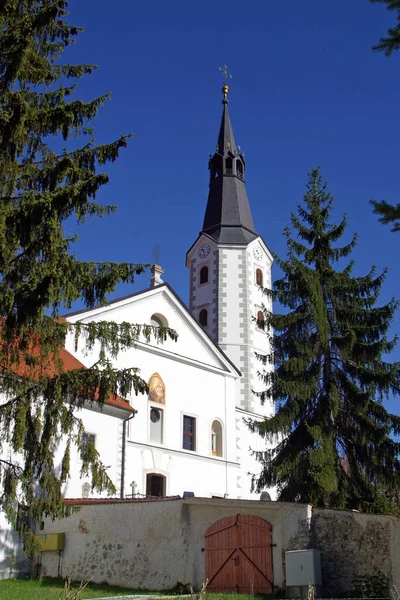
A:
204;514;273;594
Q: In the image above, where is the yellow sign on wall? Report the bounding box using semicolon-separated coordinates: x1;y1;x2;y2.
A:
35;533;65;552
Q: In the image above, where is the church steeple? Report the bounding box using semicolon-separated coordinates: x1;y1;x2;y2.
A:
202;83;258;245
186;74;273;418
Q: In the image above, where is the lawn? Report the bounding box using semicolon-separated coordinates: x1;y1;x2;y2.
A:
0;577;154;599
0;578;271;600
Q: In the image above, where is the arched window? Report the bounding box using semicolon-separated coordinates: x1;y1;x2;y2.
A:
148;373;165;404
211;155;222;179
150;313;168;328
200;265;209;284
149;406;164;444
236;160;243;178
199;308;208;327
257;310;265;331
211;420;223;457
256;268;263;286
226;157;233;175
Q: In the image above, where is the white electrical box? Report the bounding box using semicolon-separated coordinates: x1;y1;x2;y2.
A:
286;549;322;586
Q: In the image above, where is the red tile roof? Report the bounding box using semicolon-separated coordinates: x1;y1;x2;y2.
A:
1;327;135;414
64;496;181;505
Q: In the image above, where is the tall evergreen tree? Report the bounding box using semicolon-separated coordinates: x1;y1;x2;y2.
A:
251;168;400;512
0;0;176;545
370;0;400;230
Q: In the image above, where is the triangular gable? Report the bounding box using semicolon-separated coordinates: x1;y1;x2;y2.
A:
65;284;240;377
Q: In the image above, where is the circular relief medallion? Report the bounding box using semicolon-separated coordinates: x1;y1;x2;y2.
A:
253;246;263;261
198;243;211;259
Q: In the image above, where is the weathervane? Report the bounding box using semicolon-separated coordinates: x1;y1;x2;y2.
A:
219;64;232;103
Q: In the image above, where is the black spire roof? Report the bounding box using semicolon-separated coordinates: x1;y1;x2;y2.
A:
201;87;258;245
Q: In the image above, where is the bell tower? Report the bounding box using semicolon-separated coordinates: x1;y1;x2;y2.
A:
186;76;273;416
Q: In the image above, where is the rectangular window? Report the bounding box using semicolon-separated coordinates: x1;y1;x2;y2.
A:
81;432;96;460
183;415;196;451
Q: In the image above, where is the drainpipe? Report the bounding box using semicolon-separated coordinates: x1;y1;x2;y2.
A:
120;411;138;499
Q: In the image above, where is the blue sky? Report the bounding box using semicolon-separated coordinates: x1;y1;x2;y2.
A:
64;1;399;360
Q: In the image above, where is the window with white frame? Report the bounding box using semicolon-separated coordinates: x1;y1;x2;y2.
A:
183;415;196;451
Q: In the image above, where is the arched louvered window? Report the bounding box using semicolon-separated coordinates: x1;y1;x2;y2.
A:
200;265;209;284
211;155;222;179
257;310;265;331
226;157;233;175
150;313;168;328
256;268;263;286
236;159;243;178
199;309;208;327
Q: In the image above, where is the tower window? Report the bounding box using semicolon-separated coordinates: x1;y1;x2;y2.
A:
211;155;222;179
199;308;208;327
236;159;243;179
211;420;223;457
226;157;233;175
200;265;209;285
257;310;265;331
256;268;263;287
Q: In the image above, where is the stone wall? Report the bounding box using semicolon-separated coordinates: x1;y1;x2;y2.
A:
37;499;400;595
311;508;400;596
39;497;310;591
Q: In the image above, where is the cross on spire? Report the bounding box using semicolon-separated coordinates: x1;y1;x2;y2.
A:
219;65;232;104
219;64;232;86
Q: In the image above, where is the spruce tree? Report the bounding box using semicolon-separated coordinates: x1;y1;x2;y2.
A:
370;200;400;233
370;0;400;230
0;0;176;545
371;0;400;55
251;168;400;512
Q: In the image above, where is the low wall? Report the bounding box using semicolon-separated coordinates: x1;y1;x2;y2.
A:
40;497;310;590
38;498;400;595
311;508;400;596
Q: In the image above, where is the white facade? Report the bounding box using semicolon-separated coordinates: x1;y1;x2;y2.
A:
187;234;274;416
64;284;268;500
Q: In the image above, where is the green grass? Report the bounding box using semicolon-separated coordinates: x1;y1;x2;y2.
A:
0;577;156;599
0;578;276;600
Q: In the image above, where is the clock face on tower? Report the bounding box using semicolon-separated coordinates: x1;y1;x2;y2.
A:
253;246;263;261
198;243;211;259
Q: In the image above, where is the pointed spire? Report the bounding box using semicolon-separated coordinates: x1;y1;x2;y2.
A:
201;77;258;245
217;102;238;157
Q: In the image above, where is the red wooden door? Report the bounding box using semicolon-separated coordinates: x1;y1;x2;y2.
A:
204;514;273;594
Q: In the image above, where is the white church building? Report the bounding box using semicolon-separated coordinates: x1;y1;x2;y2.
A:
58;82;274;502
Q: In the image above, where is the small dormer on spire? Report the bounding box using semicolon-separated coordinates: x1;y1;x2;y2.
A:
202;69;258;245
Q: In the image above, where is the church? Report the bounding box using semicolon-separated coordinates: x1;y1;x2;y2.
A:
58;81;274;502
0;80;277;579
